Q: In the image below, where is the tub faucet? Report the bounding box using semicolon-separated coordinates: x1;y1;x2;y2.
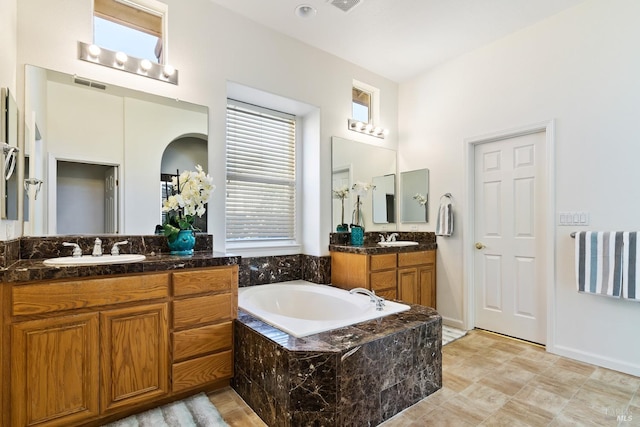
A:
386;233;399;242
349;287;386;311
92;238;103;257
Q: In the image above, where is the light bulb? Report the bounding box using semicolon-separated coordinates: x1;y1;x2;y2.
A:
383;129;390;136
88;44;101;58
365;123;373;132
374;127;382;135
115;51;128;65
355;121;364;130
140;59;152;72
163;65;175;77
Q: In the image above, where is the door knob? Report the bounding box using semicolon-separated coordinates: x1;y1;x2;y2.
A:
475;242;486;250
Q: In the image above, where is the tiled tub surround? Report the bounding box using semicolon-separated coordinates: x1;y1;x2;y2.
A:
234;304;442;426
239;254;331;287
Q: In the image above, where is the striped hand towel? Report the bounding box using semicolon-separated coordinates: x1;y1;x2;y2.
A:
575;231;623;297
435;199;453;237
622;232;640;301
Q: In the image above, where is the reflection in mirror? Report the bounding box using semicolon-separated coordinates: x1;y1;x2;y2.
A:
24;65;208;236
1;88;19;220
372;174;395;224
331;137;396;232
401;168;429;223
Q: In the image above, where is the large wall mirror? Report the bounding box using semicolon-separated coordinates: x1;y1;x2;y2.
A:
23;65;208;236
401;168;429;223
331;137;397;232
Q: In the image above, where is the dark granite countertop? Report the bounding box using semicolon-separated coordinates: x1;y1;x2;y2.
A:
237;303;441;353
3;251;240;283
328;242;437;255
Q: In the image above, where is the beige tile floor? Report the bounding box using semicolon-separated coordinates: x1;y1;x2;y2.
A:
209;330;640;426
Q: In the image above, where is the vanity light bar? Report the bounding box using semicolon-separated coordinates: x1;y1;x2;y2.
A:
347;119;389;139
77;41;178;85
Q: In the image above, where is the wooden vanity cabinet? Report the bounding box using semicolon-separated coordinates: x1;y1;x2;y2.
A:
331;250;436;308
397;250;436;308
170;266;237;393
331;252;397;299
4;265;238;427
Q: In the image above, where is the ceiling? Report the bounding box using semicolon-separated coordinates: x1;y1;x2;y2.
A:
207;0;586;82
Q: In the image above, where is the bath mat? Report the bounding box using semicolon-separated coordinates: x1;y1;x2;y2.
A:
102;392;228;427
442;325;467;346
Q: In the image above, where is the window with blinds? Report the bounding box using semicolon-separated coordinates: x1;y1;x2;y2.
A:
226;100;296;242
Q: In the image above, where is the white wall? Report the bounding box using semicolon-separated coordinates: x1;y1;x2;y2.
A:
14;0;399;255
398;0;640;375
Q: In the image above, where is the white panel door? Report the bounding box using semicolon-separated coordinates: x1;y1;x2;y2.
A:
474;131;546;344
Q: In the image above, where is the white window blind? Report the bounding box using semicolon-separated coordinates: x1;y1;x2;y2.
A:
226;100;296;242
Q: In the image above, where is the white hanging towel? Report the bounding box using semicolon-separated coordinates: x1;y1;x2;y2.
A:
435;194;453;237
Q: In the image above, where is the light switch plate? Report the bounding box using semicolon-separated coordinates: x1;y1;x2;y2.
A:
558;211;589;226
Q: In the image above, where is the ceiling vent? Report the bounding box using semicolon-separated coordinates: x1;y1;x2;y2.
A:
327;0;362;13
73;77;106;90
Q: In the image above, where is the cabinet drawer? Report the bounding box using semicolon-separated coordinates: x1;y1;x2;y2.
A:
370;270;397;292
172;266;237;297
12;274;169;316
172;350;233;392
173;293;234;329
398;250;435;267
370;254;397;271
173;322;233;362
376;288;397;301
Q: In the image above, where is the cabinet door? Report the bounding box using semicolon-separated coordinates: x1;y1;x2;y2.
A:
100;303;169;413
418;265;437;308
11;314;99;427
398;268;419;305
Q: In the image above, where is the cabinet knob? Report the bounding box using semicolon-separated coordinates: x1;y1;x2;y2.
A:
475;242;486;250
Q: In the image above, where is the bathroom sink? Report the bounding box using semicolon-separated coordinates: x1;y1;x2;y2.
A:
377;241;419;247
43;254;146;266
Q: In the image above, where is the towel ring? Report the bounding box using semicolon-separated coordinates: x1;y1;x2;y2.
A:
4;147;17;180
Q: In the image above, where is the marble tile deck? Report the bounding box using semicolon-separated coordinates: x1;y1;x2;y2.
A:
209;329;640;426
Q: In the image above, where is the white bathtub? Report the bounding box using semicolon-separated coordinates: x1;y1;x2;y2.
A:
238;281;410;338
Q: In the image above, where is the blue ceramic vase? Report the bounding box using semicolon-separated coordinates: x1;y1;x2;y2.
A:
168;229;196;255
350;225;364;246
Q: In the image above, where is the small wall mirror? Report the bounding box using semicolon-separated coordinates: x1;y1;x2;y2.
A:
372;174;395;224
401;168;429;223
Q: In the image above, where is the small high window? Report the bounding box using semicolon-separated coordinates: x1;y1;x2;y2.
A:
93;0;166;63
352;87;371;123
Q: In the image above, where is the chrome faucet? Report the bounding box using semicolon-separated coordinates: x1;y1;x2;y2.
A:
111;240;129;255
63;242;82;258
92;238;103;257
379;233;386;242
386;233;399;242
349;287;386;311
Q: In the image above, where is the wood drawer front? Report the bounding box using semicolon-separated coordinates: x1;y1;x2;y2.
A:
370;254;397;271
172;350;233;393
173;322;233;362
173;266;237;297
173;293;234;329
370;270;397;292
398;250;435;267
376;288;397;301
12;274;170;316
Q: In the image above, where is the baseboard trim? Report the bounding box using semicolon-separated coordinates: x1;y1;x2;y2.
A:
441;316;465;330
551;344;640;377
